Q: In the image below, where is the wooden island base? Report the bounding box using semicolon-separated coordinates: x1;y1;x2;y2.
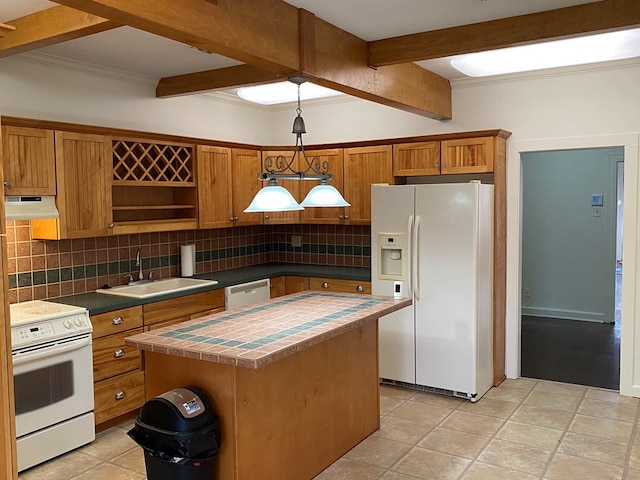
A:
144;321;380;480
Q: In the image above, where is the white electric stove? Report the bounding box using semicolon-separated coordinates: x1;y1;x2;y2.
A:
9;300;95;472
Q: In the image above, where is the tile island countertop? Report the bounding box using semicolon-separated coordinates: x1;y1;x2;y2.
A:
125;291;411;369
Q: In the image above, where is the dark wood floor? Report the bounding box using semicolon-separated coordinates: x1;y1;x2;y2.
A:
521;271;621;390
521;315;620;390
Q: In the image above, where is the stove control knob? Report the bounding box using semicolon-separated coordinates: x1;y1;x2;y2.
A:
63;318;73;329
74;316;83;327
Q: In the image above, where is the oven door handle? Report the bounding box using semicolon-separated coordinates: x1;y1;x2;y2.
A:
12;336;92;366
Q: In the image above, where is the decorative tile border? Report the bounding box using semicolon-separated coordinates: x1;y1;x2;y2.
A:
6;222;371;303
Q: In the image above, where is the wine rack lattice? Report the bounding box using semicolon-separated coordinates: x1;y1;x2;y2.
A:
113;140;194;183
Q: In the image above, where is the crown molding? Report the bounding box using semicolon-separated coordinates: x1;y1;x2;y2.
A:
9;51;157;86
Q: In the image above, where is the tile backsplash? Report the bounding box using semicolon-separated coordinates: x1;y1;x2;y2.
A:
5;222;371;303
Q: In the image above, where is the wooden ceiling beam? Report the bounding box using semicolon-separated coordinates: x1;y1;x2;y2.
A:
52;0;301;74
369;0;640;66
307;14;451;120
54;0;451;118
156;65;292;98
0;6;118;58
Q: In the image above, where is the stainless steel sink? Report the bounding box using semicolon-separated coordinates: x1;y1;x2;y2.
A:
96;277;218;299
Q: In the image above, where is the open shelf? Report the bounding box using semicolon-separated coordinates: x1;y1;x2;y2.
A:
110;139;197;231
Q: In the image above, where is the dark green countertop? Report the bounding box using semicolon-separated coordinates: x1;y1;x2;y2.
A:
49;263;370;315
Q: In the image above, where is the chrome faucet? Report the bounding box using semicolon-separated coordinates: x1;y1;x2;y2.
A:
136;248;144;281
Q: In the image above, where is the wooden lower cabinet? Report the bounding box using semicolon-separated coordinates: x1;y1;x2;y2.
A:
272;276;371;296
93;328;143;383
94;370;145;425
309;277;371;294
143;289;225;327
91;306;144;428
285;276;309;294
270;276;286;298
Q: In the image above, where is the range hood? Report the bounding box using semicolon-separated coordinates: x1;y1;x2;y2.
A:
4;196;59;220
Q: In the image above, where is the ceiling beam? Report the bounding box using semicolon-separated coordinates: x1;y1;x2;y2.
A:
369;0;640;66
307;14;451;120
52;0;301;74
156;65;290;98
0;6;119;58
53;0;451;119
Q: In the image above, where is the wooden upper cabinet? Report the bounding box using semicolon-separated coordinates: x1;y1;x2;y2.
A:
343;145;394;225
2;126;56;195
300;149;345;225
261;150;300;225
440;136;494;175
197;145;233;229
110;138;197;234
393;142;441;176
231;148;263;227
32;131;112;239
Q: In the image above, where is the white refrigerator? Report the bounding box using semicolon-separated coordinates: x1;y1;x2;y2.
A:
371;183;494;401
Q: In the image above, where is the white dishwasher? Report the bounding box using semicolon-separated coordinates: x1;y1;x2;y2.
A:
224;278;271;309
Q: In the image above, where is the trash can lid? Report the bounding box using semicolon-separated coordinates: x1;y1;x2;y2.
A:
155;387;207;420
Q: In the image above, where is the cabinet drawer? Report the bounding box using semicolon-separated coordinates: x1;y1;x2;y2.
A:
309;278;371;294
143;289;224;326
94;370;145;425
93;328;143;382
91;306;143;338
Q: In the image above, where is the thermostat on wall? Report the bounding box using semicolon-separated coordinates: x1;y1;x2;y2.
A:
591;194;603;206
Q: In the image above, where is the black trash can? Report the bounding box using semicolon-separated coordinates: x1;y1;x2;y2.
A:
127;387;221;480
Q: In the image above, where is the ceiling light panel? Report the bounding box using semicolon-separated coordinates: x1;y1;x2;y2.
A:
451;29;640;77
237;81;342;105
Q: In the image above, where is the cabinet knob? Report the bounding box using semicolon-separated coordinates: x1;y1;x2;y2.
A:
321;282;329;289
338;215;343;219
114;349;125;358
441;163;446;168
3;181;10;187
356;285;365;292
115;391;126;400
112;316;123;326
434;162;439;168
108;223;114;228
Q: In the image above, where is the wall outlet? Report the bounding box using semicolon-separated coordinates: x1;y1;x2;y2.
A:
524;287;531;297
291;235;302;248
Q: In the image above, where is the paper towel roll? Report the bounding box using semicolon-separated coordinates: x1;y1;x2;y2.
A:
180;244;195;277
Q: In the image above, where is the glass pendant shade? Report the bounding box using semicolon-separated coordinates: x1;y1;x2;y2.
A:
244;181;303;212
301;183;350;207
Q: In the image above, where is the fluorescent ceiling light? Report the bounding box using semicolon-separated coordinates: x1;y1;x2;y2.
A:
237;81;342;105
451;29;640;77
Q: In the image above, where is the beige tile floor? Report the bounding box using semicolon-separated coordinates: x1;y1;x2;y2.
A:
18;378;640;480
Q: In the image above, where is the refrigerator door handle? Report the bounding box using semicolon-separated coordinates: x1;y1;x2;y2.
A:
407;214;413;296
413;214;421;300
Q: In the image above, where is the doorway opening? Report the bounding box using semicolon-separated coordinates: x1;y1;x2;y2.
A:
520;147;623;390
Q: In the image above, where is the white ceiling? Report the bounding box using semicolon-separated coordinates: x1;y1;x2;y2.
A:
0;0;628;82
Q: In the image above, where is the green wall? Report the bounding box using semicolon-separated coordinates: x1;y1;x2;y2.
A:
521;147;623;323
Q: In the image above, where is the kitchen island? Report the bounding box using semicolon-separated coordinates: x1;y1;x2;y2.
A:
125;291;410;480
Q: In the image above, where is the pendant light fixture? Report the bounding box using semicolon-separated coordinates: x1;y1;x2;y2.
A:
244;76;350;213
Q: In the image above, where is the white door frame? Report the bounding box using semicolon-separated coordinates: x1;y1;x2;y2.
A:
505;133;639;396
